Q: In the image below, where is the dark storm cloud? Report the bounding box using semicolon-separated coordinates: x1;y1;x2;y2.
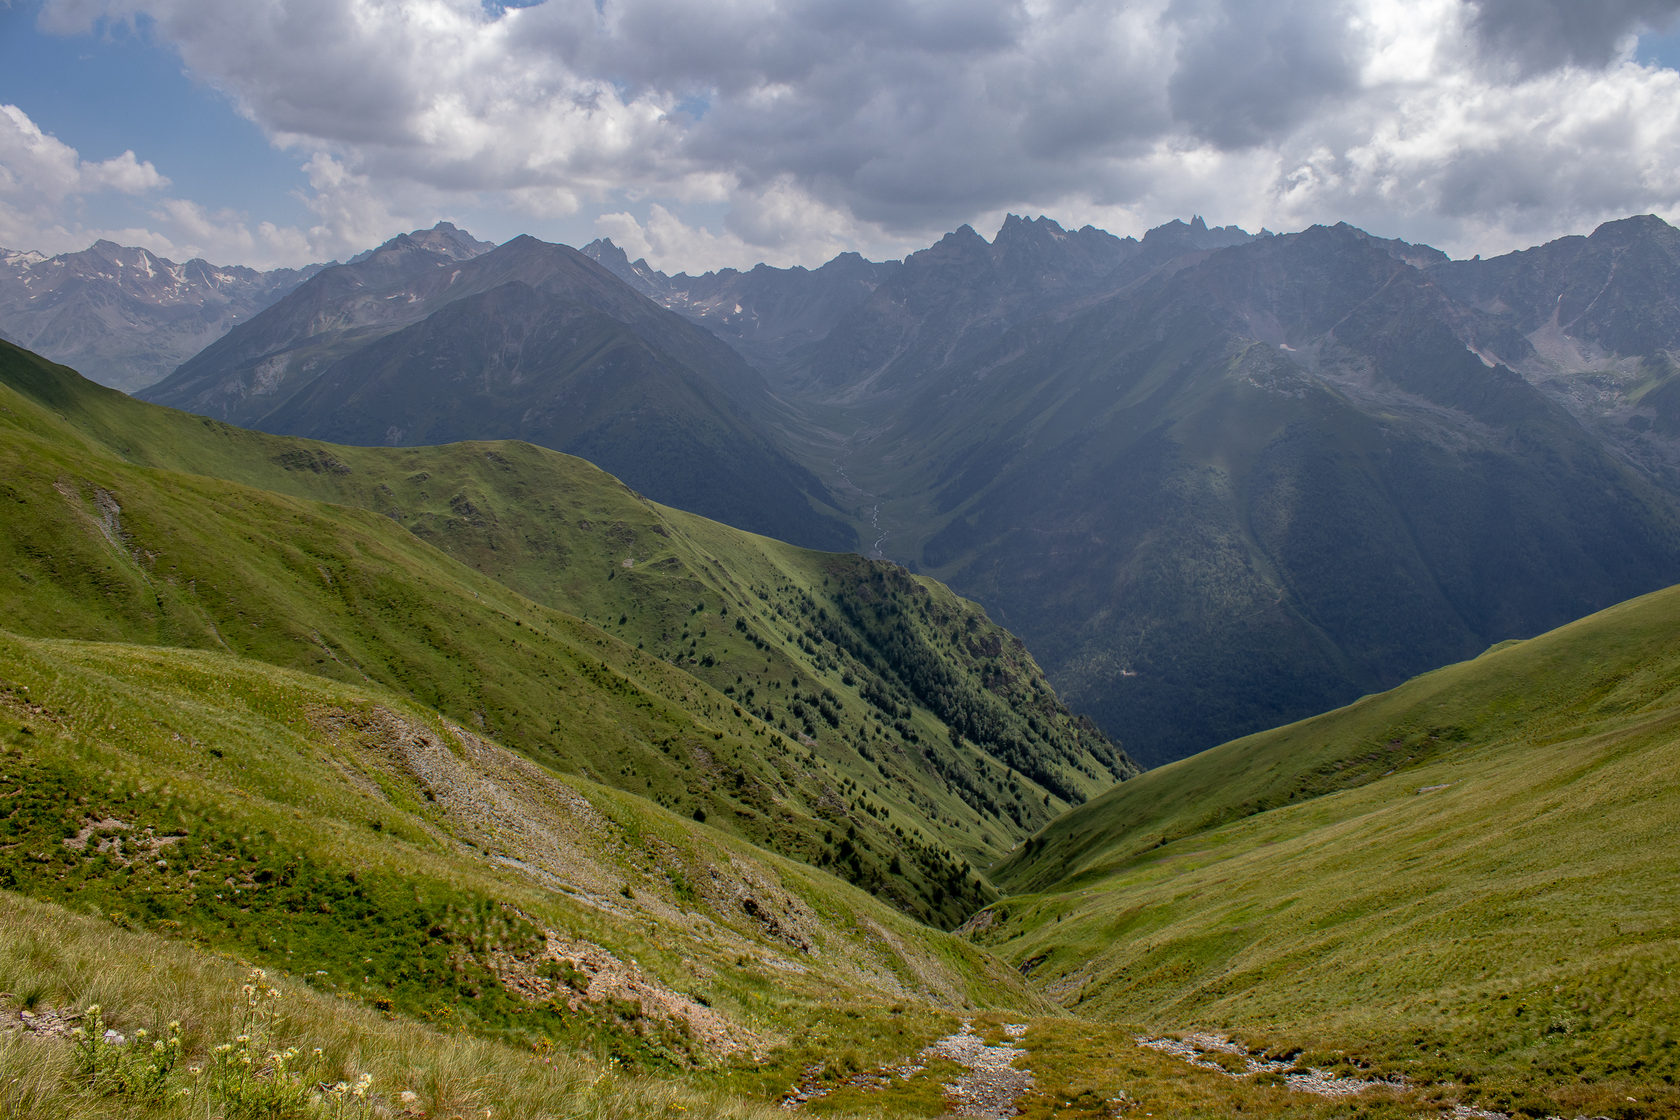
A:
566;0;1177;230
1165;0;1362;148
1468;0;1680;71
31;0;1680;269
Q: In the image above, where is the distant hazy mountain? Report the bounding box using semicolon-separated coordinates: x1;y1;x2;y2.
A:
600;214;1680;766
878;222;1680;763
583;238;898;371
143;228;856;550
142;211;1680;765
142;222;506;423
0;239;335;391
1429;214;1680;487
585;214;1255;388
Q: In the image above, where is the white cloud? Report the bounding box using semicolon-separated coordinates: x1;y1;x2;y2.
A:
0;102;171;252
0;102;388;266
597;189;861;271
21;0;1680;270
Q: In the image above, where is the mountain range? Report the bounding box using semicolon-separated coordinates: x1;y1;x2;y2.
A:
9;213;1680;765
590;213;1680;763
2;331;1678;1117
136;224;855;551
0;237;333;392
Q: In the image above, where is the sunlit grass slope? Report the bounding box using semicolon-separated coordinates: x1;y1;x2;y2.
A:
1;340;1133;912
980;584;1680;1113
0;890;795;1120
0;627;1037;1088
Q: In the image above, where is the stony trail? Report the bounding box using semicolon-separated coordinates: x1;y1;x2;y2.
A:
928;1021;1034;1118
781;1019;1034;1117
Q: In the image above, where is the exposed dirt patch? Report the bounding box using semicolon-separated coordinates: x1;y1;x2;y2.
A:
1136;1032;1406;1098
489;931;765;1061
310;704;624;904
3;1004;83;1038
60;817;181;865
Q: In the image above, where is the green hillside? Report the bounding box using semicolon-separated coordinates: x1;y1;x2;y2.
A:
979;583;1680;1114
0;627;1037;1114
0;340;1130;925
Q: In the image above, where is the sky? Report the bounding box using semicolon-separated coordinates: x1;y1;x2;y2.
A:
5;0;1680;273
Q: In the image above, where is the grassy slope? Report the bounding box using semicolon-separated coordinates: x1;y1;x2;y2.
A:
0;627;1038;1086
979;584;1680;1113
1;339;1132;887
0;378;995;928
0;892;784;1120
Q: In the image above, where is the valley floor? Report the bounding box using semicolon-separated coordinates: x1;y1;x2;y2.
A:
10;927;1676;1120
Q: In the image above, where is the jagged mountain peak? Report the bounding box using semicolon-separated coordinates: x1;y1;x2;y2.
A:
920;223;990;258
348;221;494;265
581;236;634;271
995;213;1068;239
1589;212;1678;240
0;236;327;391
1138;215;1255;254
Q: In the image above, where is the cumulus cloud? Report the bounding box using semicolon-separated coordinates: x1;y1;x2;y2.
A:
1467;0;1680;73
0;102;377;266
1166;0;1364;148
0;102;171;251
597;188;861;271
21;0;1680;269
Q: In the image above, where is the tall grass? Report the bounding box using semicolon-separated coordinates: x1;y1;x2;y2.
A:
0;892;787;1120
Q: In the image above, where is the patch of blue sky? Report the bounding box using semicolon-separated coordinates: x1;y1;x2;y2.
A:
482;0;551;18
1637;25;1680;71
0;4;311;230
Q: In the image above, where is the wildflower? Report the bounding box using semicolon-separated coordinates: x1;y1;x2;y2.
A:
86;1004;101;1015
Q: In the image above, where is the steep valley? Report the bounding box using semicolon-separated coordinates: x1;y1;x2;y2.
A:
6;210;1680;1119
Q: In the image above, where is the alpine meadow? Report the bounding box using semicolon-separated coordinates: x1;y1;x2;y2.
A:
6;2;1680;1117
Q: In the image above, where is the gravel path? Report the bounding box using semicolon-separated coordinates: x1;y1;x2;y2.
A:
781;1019;1034;1117
926;1021;1034;1118
1136;1031;1407;1098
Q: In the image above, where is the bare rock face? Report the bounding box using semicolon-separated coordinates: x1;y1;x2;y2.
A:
0;223;493;393
0;240;322;392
